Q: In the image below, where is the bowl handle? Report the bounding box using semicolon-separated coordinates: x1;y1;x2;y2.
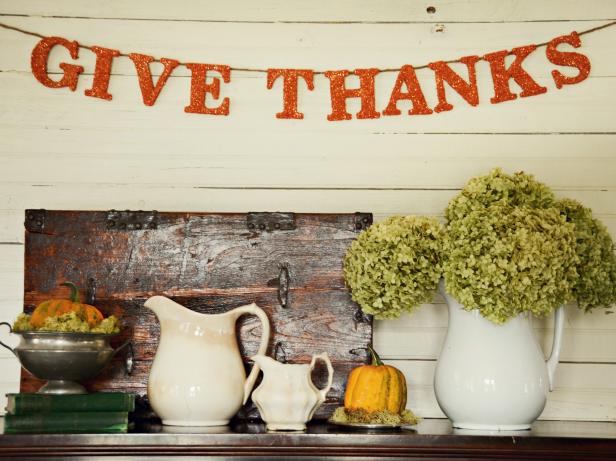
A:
112;340;134;376
0;322;16;356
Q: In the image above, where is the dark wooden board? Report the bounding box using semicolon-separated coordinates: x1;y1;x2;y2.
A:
21;210;373;420
3;420;616;460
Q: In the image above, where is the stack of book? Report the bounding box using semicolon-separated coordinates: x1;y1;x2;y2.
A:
4;392;135;434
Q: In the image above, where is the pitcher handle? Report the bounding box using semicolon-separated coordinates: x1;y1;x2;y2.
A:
310;352;334;402
546;306;565;392
233;303;270;405
0;322;16;357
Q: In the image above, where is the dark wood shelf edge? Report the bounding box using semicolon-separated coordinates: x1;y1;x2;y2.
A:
2;420;615;460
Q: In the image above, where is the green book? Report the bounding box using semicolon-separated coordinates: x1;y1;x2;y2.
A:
5;393;135;415
3;411;129;434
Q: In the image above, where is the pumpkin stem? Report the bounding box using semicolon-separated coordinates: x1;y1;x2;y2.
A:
60;282;81;303
368;344;384;366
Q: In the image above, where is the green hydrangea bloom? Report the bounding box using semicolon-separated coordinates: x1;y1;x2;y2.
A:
343;216;444;319
443;205;579;324
557;198;616;311
446;168;555;222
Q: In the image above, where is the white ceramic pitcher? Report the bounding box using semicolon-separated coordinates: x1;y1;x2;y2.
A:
251;353;334;431
144;296;270;426
434;282;564;430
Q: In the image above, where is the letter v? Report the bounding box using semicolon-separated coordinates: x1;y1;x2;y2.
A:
129;54;180;106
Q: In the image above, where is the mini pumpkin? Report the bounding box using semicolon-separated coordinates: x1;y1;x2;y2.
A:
344;345;407;414
30;282;104;328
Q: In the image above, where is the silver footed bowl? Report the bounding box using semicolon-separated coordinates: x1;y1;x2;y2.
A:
0;322;132;394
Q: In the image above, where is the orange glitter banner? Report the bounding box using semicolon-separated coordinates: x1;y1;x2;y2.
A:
26;31;595;121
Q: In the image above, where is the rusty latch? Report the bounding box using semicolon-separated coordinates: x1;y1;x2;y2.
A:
25;209;46;233
354;212;373;232
247;212;296;232
107;210;158;231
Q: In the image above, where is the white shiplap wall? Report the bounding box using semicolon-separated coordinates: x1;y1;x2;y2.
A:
0;0;615;420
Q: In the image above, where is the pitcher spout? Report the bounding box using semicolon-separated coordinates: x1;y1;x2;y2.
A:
251;354;279;371
144;295;188;321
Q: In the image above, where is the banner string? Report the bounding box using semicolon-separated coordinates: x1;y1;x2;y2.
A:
0;19;614;74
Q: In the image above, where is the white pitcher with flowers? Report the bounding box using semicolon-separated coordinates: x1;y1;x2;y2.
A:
343;169;616;430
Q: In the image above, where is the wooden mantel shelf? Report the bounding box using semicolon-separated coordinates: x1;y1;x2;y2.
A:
1;418;615;460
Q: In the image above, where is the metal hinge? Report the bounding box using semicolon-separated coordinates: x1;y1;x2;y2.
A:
354;212;373;232
106;210;159;231
247;212;296;232
25;209;46;233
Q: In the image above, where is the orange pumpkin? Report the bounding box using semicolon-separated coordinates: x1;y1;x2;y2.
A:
344;345;407;414
30;282;104;328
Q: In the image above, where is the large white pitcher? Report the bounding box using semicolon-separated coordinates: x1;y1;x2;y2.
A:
434;282;564;430
144;296;270;426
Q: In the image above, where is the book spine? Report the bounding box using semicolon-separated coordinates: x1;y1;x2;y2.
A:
6;393;135;414
4;412;128;434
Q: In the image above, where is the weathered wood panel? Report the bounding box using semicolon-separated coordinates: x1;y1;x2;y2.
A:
20;210;372;419
23;212;368;294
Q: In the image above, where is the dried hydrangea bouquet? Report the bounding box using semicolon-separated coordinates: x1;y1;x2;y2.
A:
343;168;616;430
344;168;616;321
443;168;615;323
343;215;445;320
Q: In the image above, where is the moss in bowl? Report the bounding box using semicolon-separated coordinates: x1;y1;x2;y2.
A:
12;311;120;334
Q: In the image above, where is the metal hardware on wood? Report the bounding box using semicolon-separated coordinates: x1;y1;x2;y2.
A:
25;209;46;233
106;210;158;231
86;277;97;305
353;307;372;330
278;263;290;308
247;212;296;232
353;212;373;232
125;342;134;376
349;347;370;361
274;341;288;364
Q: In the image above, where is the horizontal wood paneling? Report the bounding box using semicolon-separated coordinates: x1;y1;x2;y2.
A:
2;0;616;23
395;360;616;421
0;245;23;364
374;304;616;363
2;1;616;23
1;74;614;135
1;18;615;74
0;359;20;403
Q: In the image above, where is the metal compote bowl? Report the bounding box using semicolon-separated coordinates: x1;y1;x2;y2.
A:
0;322;132;394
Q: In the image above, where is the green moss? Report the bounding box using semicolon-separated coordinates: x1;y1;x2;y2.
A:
40;312;91;332
11;312;120;334
12;313;33;332
91;315;121;334
343;215;445;319
329;407;419;425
